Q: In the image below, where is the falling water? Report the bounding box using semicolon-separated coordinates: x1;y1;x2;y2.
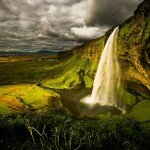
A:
81;27;124;110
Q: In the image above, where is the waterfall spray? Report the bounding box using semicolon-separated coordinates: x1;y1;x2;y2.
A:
81;27;125;112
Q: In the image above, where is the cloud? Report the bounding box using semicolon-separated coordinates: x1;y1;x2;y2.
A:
85;0;142;26
0;0;143;52
71;26;108;40
0;0;87;51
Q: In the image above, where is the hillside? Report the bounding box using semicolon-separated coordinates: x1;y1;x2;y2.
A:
43;0;150;96
40;0;150;119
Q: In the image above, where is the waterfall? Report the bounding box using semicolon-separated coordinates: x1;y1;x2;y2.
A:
81;27;124;110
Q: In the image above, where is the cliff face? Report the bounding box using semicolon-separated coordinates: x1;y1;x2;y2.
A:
118;0;150;98
69;0;150;98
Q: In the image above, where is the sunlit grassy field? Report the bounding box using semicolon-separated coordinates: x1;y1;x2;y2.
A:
0;84;60;114
0;55;150;122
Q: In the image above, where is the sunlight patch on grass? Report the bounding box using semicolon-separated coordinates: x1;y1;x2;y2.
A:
42;55;94;89
0;84;59;114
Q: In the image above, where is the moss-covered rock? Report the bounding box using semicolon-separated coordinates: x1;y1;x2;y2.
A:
130;100;150;122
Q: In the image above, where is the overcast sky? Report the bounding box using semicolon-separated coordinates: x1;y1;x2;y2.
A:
0;0;142;52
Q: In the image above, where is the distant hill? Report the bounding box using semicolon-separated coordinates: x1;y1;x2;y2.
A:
37;50;58;54
0;50;58;57
0;50;72;57
0;51;34;56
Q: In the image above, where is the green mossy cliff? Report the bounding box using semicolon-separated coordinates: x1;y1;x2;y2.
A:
41;0;150;119
118;0;150;98
65;0;150;98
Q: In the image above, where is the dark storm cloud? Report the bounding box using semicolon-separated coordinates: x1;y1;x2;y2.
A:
0;0;87;51
70;0;142;42
85;0;143;26
0;0;143;52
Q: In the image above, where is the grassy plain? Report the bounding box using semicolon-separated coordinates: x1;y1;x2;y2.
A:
0;55;149;123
